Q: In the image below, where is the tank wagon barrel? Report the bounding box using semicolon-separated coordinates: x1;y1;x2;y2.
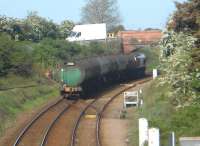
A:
60;52;146;98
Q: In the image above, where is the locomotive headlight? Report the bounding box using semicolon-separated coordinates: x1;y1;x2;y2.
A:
64;87;71;92
63;84;70;92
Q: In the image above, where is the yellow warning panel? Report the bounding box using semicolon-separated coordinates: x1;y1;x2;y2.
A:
85;115;96;119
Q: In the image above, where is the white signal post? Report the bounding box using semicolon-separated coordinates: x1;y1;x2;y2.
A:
148;128;160;146
139;118;148;146
61;68;64;82
153;69;158;79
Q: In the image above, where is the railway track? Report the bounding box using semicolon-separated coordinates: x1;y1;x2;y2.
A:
39;100;88;146
13;98;73;146
97;77;151;146
12;77;151;146
40;100;77;146
70;98;99;146
70;77;151;146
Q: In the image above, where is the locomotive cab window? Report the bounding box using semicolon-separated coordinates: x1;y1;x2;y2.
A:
76;32;81;38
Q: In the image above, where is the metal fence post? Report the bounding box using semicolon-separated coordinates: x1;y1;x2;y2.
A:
139;118;148;146
169;132;175;146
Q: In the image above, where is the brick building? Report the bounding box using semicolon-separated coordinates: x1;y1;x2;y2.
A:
118;30;162;54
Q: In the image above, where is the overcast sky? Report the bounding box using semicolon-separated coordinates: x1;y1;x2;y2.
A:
0;0;186;29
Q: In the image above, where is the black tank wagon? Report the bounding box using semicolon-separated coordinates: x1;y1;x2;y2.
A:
59;52;146;99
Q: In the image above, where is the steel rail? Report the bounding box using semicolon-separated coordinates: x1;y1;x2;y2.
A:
70;83;137;146
70;99;98;146
13;97;64;146
96;77;152;146
96;84;136;146
40;100;77;146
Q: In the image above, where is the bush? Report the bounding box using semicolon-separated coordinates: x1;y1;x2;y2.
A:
33;39;118;69
159;31;198;106
139;81;200;146
0;34;13;75
0;33;34;76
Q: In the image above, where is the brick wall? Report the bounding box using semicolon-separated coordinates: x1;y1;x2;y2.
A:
118;30;162;54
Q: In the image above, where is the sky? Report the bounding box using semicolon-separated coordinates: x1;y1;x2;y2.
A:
0;0;186;30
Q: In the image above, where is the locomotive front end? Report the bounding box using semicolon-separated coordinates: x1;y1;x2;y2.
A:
60;63;84;99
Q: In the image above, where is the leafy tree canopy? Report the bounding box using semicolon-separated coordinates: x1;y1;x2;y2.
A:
0;12;74;41
169;0;200;37
81;0;121;31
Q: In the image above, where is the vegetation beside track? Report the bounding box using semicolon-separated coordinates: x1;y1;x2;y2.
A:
0;33;119;78
129;81;200;146
0;33;119;139
129;1;200;145
129;40;199;145
0;13;121;141
0;75;59;137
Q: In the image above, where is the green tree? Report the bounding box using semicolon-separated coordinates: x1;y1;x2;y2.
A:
0;33;33;76
59;20;74;39
159;31;198;105
0;33;13;75
10;43;34;76
169;0;200;68
169;0;200;36
168;0;200;97
25;11;59;41
81;0;121;31
0;13;75;41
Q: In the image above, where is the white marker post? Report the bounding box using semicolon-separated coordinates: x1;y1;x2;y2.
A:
139;118;148;146
61;68;64;82
139;89;143;106
169;132;175;146
148;128;160;146
153;69;158;79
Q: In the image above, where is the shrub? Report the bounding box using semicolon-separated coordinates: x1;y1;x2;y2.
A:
159;31;198;106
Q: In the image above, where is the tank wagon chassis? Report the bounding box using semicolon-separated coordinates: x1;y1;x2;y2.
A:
60;52;146;99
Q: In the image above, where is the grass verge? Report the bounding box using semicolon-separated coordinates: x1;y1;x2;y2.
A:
129;80;200;146
0;75;59;137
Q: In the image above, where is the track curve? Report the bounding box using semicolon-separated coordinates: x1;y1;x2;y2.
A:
70;78;152;146
13;98;70;146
